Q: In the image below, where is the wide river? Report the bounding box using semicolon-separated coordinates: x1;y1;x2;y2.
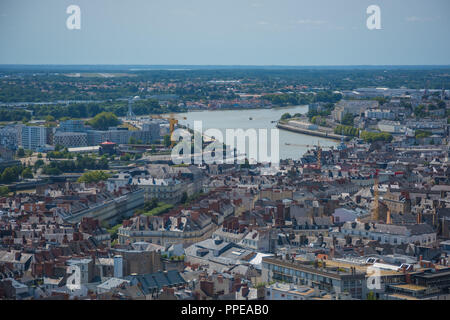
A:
176;105;337;161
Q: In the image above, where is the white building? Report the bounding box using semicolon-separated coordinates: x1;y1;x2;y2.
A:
21;125;48;151
365;109;396;120
337;221;436;246
377;120;405;134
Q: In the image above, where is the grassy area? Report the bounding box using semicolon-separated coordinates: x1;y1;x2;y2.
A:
104;202;174;241
142;203;174;217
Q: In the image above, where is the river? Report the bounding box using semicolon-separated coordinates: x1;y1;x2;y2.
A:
176;105;337;161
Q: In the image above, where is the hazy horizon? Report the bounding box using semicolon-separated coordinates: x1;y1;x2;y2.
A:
1;0;449;65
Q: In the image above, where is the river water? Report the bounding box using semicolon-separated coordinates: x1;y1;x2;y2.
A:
176;105;337;161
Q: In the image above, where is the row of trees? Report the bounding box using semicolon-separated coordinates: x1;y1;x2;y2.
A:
334;125;360;137
0;186;9;197
41;156;108;175
310;116;327;126
415;130;432;139
0;165;33;184
334;125;392;143
264;91;342;107
77;171;111;183
0;108;32;122
360;131;393;143
1;98;183;123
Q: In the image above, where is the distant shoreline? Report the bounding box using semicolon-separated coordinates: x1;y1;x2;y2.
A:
175;104;308;115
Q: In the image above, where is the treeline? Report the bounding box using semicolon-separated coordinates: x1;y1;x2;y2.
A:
263;91;342;107
28;99;182;119
41;156;109;175
0;108;32;122
0;77;140;102
2;68;449;103
0;165;33;184
334;125;393;143
360;131;393;143
1;99;184;122
334;125;360;137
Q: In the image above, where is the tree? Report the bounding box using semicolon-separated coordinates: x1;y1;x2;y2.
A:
45;115;55;122
1;167;19;183
16;148;25;158
120;153;132;161
129;136;137;144
360;131;393;143
341;113;354;126
163;135;171;147
414;105;427;118
34;159;45;168
367;291;377;300
21;167;33;179
280;113;292;120
77;171;111;183
180;192;188;204
87;112;120;130
0;186;9;197
415;130;432;139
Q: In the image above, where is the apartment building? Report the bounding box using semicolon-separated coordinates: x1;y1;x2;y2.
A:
21;125;49;151
336;221;436;246
261;256;367;299
53;132;88;148
332;100;379;122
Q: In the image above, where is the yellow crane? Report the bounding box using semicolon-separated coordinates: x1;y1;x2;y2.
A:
151;114;187;147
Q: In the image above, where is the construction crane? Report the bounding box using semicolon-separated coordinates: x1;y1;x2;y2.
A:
372;169;380;222
285;141;334;170
151;114;187;147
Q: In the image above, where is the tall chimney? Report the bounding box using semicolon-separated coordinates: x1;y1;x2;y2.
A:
386;209;392;225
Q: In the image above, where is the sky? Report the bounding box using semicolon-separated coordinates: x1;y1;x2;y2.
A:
0;0;449;65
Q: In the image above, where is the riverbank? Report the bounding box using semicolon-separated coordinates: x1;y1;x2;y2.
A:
175;105;338;160
276;122;347;141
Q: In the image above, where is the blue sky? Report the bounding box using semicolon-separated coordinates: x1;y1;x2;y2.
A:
0;0;449;65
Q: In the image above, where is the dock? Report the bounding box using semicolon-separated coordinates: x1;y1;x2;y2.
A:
276;123;347;141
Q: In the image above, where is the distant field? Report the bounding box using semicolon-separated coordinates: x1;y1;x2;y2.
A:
64;72;136;78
